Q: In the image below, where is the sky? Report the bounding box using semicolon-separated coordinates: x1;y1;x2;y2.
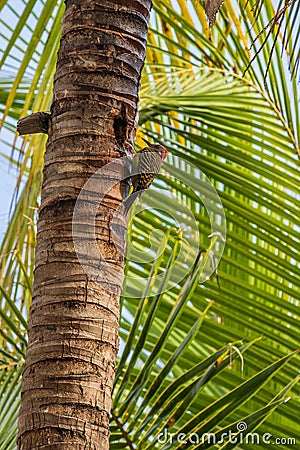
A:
0;0;48;240
0;131;19;240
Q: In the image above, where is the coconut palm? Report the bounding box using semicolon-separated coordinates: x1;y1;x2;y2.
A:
0;0;299;449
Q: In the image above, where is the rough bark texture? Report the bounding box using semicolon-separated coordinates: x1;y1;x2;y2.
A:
18;1;152;449
17;112;51;135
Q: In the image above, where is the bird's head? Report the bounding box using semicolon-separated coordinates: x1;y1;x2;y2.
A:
141;138;168;160
154;144;168;161
160;145;168;161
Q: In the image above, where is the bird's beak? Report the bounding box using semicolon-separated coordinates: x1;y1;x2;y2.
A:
141;137;152;147
162;148;168;160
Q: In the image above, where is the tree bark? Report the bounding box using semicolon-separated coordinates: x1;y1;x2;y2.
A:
17;112;51;135
18;1;152;449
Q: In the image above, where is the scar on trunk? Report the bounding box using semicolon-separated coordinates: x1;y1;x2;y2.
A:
17;112;51;135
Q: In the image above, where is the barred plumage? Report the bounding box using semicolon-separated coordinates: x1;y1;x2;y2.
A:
124;140;168;214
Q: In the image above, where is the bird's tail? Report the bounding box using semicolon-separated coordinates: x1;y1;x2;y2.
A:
123;191;143;215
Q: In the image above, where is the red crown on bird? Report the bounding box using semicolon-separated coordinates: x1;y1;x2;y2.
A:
141;137;168;160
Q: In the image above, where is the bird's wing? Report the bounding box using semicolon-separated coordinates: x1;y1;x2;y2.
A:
138;149;162;174
131;149;162;191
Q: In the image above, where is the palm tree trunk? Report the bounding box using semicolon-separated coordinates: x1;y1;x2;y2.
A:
18;1;152;449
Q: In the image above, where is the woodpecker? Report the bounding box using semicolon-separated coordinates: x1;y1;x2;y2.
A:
124;138;168;214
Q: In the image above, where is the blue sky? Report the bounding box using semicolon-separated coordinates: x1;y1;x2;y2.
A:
0;130;18;240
